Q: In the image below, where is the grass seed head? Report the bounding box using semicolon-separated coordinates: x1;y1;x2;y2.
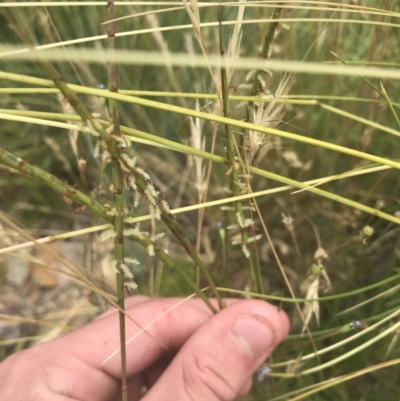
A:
242;244;250;258
124;257;140;265
133;191;141;208
100;228;116;242
302;277;320;333
119;262;134;279
160;199;171;213
314;247;329;262
282;213;294;233
125;281;138;291
147;244;155;256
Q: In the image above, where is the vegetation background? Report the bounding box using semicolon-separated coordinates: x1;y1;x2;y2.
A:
0;1;400;400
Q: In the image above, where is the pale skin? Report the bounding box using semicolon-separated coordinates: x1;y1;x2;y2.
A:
0;297;290;401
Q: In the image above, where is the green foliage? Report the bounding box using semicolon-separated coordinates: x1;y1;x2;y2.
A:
1;1;400;400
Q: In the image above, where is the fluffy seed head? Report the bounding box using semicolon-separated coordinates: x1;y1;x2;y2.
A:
124;257;140;265
100;228;116;242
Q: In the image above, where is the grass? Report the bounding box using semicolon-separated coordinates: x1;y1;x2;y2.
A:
1;1;400;400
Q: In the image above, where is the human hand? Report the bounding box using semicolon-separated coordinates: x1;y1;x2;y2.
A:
0;297;289;401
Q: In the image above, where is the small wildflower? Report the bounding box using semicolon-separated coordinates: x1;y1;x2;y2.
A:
310;263;323;276
256;366;271;382
361;225;374;244
362;225;374;237
350;320;363;330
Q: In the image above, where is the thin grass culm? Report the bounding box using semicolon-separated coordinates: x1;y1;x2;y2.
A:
218;7;262;293
105;2;129;398
1;1;400;400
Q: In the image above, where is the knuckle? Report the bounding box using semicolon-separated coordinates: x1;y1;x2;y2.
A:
181;351;237;401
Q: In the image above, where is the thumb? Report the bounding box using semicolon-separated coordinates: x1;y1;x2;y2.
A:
144;300;289;401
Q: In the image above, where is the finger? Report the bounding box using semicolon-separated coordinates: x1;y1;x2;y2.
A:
82;298;237;376
126;357;173;401
1;298;229;401
143;299;289;401
238;378;253;397
142;355;174;389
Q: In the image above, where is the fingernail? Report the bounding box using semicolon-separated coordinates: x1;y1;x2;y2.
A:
231;314;275;357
